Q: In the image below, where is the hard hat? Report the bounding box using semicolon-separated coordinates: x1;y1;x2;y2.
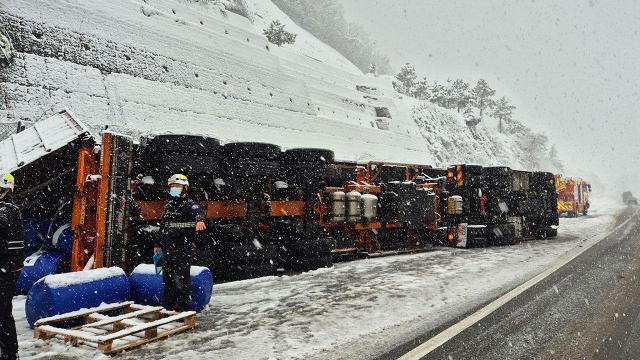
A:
167;174;189;187
0;174;14;190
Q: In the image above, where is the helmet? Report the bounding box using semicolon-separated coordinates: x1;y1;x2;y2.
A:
167;174;189;187
0;174;14;190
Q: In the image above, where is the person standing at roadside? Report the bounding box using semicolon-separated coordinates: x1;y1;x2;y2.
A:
154;174;206;312
0;174;23;360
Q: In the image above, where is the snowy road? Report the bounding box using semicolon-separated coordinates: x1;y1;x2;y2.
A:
14;198;620;360
395;204;640;360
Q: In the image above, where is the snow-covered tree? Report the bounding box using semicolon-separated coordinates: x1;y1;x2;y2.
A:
471;79;496;119
492;96;516;133
368;63;377;75
393;63;417;95
449;79;472;113
442;79;458;109
263;20;297;47
429;81;448;107
519;132;545;169
413;77;430;100
548;145;564;172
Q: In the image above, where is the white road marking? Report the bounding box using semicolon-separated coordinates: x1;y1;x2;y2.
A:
399;209;640;360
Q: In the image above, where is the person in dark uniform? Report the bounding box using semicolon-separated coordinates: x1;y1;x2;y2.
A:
154;174;206;312
0;174;23;360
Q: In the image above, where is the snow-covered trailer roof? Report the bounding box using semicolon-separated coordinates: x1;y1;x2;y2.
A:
0;109;94;217
0;109;92;174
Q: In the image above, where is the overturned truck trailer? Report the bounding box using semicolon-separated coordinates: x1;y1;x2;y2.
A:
443;165;559;247
4;110;446;280
4;110;560;281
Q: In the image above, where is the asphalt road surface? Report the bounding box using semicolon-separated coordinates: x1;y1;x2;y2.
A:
390;206;640;360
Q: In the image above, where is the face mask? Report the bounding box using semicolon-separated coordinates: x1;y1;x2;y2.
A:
169;187;182;197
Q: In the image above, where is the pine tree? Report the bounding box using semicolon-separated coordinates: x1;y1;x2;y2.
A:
549;145;564;172
492;96;516;133
263;20;297;47
413;77;430;100
521;133;549;169
368;63;377;75
429;81;447;107
443;79;457;109
393;63;417;96
471;79;496;120
450;79;472;113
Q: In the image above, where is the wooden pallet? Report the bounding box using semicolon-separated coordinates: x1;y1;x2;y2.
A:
34;302;197;355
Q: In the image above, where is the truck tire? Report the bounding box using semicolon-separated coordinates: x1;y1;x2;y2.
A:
143;135;221;154
134;136;222;201
226;160;280;178
224;142;282;161
222;142;282;180
150;154;221;175
283;148;335;185
282;148;335;165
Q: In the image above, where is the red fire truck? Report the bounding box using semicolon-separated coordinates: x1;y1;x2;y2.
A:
556;177;591;216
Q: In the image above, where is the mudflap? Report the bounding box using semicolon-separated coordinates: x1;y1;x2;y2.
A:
95;132;134;270
456;223;468;248
462;225;488;248
490;223;516;246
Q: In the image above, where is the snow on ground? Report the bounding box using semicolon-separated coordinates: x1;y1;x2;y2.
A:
14;197;622;359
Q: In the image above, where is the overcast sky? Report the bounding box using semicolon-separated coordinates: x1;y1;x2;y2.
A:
341;0;640;194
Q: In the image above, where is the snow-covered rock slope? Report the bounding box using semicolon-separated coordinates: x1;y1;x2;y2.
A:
0;0;528;169
410;101;528;169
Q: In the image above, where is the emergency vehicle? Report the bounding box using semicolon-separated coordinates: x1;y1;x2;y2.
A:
556;177;591;216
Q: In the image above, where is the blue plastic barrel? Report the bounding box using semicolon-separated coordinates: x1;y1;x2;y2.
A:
16;250;67;295
23;219;47;256
129;264;213;312
48;222;73;254
25;267;130;328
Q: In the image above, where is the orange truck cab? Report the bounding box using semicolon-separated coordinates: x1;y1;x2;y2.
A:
556;177;591;216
